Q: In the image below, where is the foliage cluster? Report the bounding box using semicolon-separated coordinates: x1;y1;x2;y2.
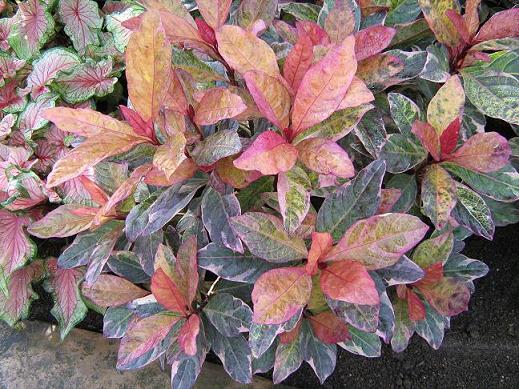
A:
0;0;518;386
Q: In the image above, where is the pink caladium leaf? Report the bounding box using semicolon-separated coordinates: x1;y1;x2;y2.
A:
320;260;380;305
283;33;314;92
0;81;25;112
324;213;429;269
196;0;232;29
48;258;87;339
308;311;350;344
296;138;355;178
443;132;511;173
291;35;357;134
0;54;25;86
27;204;98;238
26;48;80;97
251;267;312;325
58;0;103;52
81;274;149;308
473;8;519;44
8;0;55;60
0;210;35;276
243;70;291;130
0;261;43;326
178;314;200;356
233;131;298;175
194;87;247;125
117;312;181;369
52;59;118;104
354;26;396;61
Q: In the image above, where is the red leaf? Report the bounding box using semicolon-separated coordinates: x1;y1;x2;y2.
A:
119;106;156;142
308;311;350;344
151;268;190;316
411;120;441;161
406;288;426;321
195;18;217;45
445;9;470;44
0;210;34;276
443;132;511;173
283;33;314;91
418;277;470;316
416;262;444;287
439;117;460;156
279;319;302;344
473;8;519;44
233;131;298;175
305;232;333;275
178;314;200;356
320;260;379;305
377;188;402;214
354;26;396;61
251;267;312;324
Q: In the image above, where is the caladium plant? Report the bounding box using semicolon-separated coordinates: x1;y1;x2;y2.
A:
0;0;518;387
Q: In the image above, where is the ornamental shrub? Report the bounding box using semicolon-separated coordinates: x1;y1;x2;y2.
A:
1;0;518;386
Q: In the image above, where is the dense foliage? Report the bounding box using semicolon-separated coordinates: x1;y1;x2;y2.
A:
1;0;518;386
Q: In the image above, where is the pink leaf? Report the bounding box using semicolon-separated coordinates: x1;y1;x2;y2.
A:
308;311;350;344
194;87;247;125
296;138;354;178
305;232;333;275
178;314;200;356
119;106;155;141
251;267;312;324
81;274;149;308
151;268;190;316
411;120;441;161
406;288;426;321
0;210;34;276
27;204;97;238
196;0;232;29
48;259;83;322
445;9;470;44
354;26;396;61
337;76;375;110
291;36;357;134
244;70;291;129
283;34;314;92
320;260;380;305
473;8;519;44
233;131;298;175
296;21;330;46
117;312;180;368
324;213;429;270
444;132;511;173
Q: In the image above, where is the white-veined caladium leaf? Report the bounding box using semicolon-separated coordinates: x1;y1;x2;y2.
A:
58;0;103;52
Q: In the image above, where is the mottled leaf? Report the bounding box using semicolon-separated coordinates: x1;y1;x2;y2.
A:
204;293;252;337
380;133;427;174
278;166;311;233
421;164;457;229
194;88;247;126
452;184;494;240
81;274;149;308
192;129;242;166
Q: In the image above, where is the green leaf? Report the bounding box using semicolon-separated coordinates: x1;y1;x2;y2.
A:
452;184;494;240
326;297;379;333
230;212;308;263
391;298;414;352
385;0;421;27
317;160;385;241
462;68;519;125
388;92;423;134
414;301;445;350
236;176;274;212
108;251;150;283
354;109;387;158
278;166;311;234
421;165;457;229
420;44;450;83
380;133;427;174
294;104;373;144
204;293;252;337
412;232;453;268
280;2;321;21
191;130;242;166
173;48;225;82
442;162;519;202
386;173;418;212
443;253;489;281
103;306;134;338
339;326;381;357
301;320;337;384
